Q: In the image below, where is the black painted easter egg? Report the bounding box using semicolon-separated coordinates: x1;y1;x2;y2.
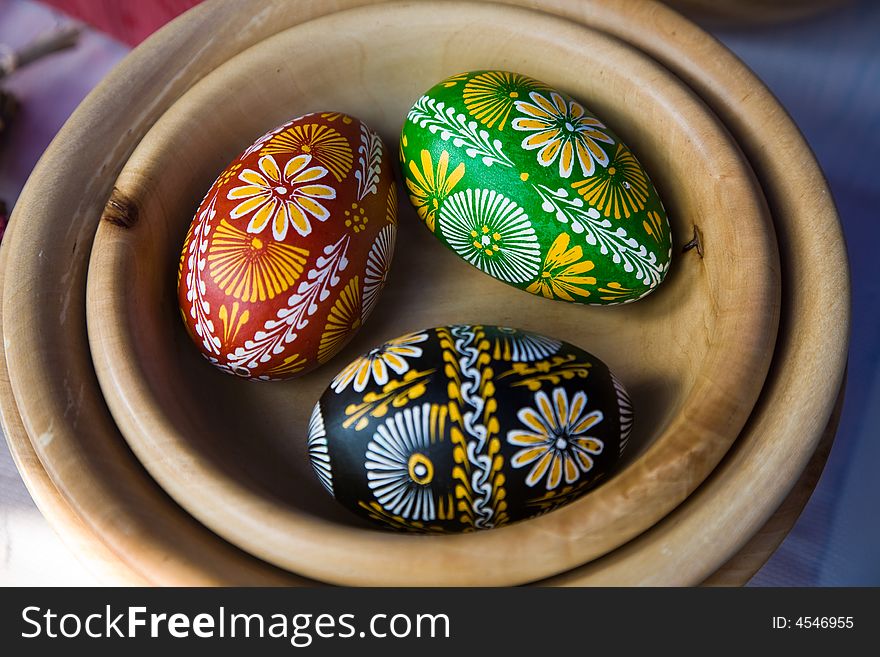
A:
308;325;632;532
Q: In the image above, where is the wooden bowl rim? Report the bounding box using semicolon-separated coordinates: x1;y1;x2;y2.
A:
86;1;778;585
0;0;849;585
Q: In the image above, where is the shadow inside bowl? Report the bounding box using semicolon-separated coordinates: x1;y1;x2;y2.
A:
152;183;689;526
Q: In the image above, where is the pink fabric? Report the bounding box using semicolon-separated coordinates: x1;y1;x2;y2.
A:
0;0;129;206
38;0;202;45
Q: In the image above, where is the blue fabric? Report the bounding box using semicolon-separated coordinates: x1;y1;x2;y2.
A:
710;0;880;586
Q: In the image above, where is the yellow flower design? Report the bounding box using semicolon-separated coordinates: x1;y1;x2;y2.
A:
262;352;309;380
643;209;666;242
342;368;434;431
508;387;604;490
571;143;649;219
596;281;634;303
217;302;250;343
319;112;353;124
526;233;597;302
441;72;469;88
227;154;336;240
512;90;614;178
405;150;465;232
260;123;354;182
331;331;428;394
318;276;362;364
385;183;397;226
343;203;369;234
399;133;407;165
462;71;541;131
215;161;242;188
207;219;309;302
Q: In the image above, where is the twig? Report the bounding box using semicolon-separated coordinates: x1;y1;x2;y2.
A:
0;24;81;79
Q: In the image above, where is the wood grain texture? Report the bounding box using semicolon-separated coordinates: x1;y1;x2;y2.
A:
0;221;147;586
0;0;849;585
85;2;778;586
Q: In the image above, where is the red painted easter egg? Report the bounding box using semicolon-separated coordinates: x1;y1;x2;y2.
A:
178;112;397;380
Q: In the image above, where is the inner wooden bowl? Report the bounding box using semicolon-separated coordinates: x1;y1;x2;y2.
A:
85;3;779;585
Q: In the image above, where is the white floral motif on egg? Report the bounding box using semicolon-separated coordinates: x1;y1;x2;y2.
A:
507;387;604;490
364;403;445;521
331;331;428;394
491;326;562;362
511;90;614;179
307;403;333;495
439;188;541;283
362;225;396;321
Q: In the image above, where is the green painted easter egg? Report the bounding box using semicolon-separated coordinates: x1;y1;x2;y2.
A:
400;70;672;304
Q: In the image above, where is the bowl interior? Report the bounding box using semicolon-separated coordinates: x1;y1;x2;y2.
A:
87;1;779;585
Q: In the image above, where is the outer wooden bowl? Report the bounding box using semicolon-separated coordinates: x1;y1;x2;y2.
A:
0;236;148;586
85;3;777;586
0;0;848;585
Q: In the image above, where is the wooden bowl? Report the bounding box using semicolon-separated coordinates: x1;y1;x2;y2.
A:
0;236;843;587
0;209;843;586
1;0;847;585
85;2;777;586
